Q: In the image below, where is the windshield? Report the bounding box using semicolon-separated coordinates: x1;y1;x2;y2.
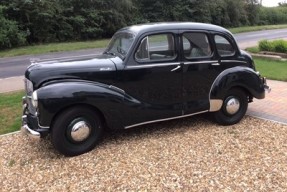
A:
104;32;135;58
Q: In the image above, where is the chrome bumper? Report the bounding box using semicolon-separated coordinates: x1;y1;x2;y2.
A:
22;97;41;141
262;77;271;93
21;125;41;141
21;115;40;141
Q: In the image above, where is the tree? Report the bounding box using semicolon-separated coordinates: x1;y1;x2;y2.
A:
0;5;26;49
279;1;287;6
245;0;260;25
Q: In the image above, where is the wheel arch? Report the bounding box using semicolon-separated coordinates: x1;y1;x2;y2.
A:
50;103;108;131
36;81;126;130
209;66;265;112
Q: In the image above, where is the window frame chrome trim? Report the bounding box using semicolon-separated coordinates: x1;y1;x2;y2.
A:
124;110;208;129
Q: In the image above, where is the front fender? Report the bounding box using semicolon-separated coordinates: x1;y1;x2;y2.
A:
210;66;265;105
36;81;125;129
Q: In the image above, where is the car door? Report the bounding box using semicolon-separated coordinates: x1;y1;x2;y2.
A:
115;32;183;127
180;31;224;114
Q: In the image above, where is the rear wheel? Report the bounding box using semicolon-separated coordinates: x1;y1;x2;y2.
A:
214;88;248;125
52;107;103;156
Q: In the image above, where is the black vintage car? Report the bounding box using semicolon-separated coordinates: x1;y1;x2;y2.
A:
22;22;270;156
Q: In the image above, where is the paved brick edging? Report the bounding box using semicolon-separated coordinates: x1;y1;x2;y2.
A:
0;76;24;93
247;79;287;125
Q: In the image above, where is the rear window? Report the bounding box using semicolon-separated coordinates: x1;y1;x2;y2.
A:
182;32;211;59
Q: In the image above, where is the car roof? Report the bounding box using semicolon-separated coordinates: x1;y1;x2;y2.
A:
118;22;232;36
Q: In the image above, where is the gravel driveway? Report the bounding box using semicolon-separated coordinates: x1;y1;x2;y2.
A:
1;116;286;191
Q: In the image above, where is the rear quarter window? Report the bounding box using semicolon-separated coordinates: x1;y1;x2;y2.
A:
214;35;235;57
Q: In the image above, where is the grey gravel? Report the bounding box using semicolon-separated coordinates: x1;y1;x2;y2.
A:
0;116;286;191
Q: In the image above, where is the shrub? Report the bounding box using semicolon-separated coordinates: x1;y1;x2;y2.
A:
259;40;274;52
273;40;287;53
259;39;287;53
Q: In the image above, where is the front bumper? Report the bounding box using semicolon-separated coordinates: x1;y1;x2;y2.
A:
262;77;271;93
21;115;41;141
21;96;49;140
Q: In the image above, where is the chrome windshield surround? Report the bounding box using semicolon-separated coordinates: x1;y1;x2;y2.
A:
126;62;180;69
125;110;208;129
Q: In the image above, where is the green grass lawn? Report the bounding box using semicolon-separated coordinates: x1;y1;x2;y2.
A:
0;25;287;58
254;57;287;81
0;91;24;135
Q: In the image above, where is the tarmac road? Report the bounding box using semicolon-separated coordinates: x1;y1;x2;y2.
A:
0;28;287;79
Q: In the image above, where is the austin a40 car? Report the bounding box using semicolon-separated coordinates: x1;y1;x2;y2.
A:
22;22;270;156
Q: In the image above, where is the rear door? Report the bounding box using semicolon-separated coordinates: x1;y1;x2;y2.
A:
180;31;222;114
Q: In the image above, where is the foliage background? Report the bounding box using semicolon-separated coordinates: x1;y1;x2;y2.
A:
0;0;287;49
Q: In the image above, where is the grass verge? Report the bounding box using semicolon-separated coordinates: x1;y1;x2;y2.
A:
0;39;109;58
246;46;260;53
254;57;287;81
229;24;287;34
0;91;24;135
0;25;287;58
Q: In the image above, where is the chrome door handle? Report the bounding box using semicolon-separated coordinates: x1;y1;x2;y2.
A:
171;65;181;72
211;63;220;66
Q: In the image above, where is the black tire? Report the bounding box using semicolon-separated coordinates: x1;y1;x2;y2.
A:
51;107;103;156
214;88;248;125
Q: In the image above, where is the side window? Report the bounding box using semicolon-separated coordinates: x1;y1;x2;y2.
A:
182;32;211;59
135;34;176;62
214;35;235;56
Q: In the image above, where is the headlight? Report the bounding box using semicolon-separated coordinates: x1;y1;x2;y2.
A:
31;91;38;108
25;78;33;94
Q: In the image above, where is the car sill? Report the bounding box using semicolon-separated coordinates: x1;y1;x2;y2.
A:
124;110;208;129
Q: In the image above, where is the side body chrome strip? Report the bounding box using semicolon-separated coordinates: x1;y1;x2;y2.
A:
183;60;218;65
126;62;180;69
124;110;208;129
220;60;247;64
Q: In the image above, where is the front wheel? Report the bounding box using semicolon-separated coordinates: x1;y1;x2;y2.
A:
214;88;248;125
52;107;103;156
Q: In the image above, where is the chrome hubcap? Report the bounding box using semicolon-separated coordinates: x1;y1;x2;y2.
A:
225;97;240;115
70;121;91;142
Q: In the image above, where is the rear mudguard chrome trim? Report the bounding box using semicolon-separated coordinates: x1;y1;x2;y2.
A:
209;99;223;112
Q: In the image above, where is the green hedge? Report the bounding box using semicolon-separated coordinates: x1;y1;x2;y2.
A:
259;40;287;53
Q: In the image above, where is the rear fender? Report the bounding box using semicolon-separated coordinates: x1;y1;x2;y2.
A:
209;66;265;112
